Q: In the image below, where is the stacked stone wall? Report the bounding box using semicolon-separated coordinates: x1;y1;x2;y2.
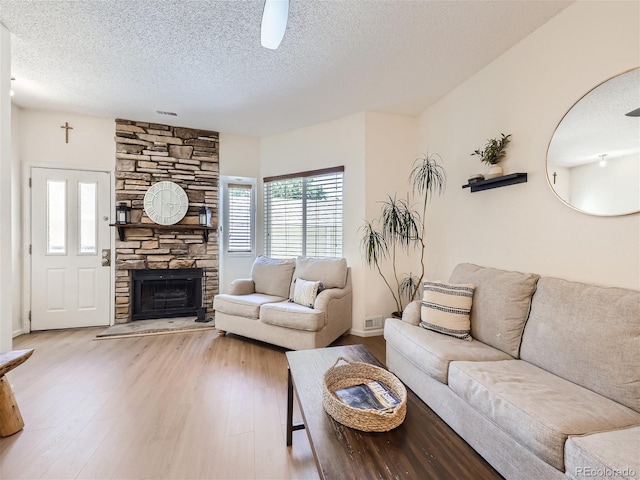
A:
114;119;219;323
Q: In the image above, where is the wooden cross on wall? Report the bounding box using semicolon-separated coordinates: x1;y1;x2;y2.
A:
60;122;73;143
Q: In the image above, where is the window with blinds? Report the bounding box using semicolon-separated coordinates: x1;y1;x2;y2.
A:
264;167;343;259
227;183;253;253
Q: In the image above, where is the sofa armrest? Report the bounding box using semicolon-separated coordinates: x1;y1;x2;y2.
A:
401;300;422;326
313;272;353;334
229;278;256;296
314;284;351;311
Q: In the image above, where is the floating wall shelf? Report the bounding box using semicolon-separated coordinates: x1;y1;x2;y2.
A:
462;172;527;193
109;223;217;242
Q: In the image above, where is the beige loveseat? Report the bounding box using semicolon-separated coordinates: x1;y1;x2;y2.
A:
385;263;640;480
213;256;352;350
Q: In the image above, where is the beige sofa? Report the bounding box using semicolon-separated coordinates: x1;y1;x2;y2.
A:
213;256;352;350
385;263;640;480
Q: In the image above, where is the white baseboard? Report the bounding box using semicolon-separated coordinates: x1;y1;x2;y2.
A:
348;327;383;337
12;328;24;338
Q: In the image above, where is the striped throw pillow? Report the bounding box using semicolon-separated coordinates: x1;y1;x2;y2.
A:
290;278;323;308
419;281;475;341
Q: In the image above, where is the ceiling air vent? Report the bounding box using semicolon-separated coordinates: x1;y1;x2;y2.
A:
156;110;177;116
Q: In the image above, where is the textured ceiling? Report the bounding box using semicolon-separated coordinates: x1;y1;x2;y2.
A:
548;68;640;168
1;0;573;137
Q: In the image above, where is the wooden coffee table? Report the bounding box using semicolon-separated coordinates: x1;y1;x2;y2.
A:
286;344;502;480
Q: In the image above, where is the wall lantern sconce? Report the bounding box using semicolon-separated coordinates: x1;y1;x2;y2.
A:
199;205;212;227
115;202;131;224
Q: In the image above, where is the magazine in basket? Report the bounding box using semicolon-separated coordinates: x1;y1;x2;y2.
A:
334;380;400;412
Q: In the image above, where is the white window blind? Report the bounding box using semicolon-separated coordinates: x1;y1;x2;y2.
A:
227;183;253;253
264;167;343;259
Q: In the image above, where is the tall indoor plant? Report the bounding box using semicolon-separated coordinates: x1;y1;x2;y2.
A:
360;153;446;315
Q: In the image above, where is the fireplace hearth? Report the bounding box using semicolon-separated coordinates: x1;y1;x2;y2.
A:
132;268;203;320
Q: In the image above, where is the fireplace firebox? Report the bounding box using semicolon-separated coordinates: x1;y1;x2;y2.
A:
132;268;203;320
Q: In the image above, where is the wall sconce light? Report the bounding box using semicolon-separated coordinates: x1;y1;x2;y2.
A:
199;205;211;227
115;202;131;224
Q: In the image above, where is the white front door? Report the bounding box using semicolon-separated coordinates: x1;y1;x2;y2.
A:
31;167;111;330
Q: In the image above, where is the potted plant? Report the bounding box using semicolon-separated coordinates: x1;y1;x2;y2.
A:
360;153;446;317
471;133;511;179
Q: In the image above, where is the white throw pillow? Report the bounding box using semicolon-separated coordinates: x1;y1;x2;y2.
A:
419;281;475;341
290;278;323;308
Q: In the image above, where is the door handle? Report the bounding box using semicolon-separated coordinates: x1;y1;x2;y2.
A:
101;249;111;267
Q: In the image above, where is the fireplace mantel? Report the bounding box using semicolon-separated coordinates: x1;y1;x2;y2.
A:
110;223;217;242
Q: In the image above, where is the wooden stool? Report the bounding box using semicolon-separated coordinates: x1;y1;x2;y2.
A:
0;349;34;437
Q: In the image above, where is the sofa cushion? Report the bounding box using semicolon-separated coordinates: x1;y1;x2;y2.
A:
251;256;295;298
260;302;326;332
448;360;640;471
521;277;640;413
449;263;539;357
290;278;322;308
420;280;474;341
213;293;286;320
565;427;640;480
293;257;348;289
383;318;512;384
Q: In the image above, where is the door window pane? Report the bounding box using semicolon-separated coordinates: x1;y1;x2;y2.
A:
47;180;66;254
227;184;253;253
79;182;97;254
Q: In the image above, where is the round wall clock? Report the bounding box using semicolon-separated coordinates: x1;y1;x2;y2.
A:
143;181;189;225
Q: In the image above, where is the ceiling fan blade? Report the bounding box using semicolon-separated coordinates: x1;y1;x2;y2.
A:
261;0;289;50
625;107;640;117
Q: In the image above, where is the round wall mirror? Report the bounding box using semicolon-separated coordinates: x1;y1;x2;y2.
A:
546;67;640;216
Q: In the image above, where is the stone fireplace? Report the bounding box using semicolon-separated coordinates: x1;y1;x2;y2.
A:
114;119;219;323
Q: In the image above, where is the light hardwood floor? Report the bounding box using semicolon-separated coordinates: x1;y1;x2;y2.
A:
0;327;385;480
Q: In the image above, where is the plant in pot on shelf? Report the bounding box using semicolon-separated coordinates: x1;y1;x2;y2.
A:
471;133;511;179
360;153;446;318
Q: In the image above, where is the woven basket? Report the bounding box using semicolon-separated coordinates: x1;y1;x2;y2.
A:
322;357;407;432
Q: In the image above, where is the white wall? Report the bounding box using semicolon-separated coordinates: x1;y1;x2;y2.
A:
219;132;260;178
363;112;420;319
260;113;369;333
570;154;639;216
418;0;640;290
19;110;116;170
0;24;12;351
11;105;22;337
